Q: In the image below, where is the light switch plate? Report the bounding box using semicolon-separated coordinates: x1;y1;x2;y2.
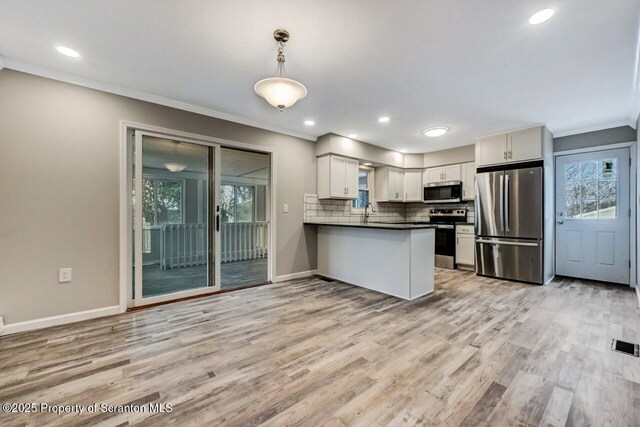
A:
59;268;72;283
283;204;289;213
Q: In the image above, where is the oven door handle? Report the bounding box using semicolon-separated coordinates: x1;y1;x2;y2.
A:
476;239;539;247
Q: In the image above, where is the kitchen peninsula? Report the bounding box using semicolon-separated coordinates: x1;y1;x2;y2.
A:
308;222;436;300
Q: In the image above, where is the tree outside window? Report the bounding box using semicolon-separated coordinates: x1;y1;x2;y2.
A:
220;184;255;223
142;178;184;226
352;169;370;209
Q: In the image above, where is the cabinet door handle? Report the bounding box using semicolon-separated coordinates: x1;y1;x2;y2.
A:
457;237;459;245
508;151;512;159
503;151;507;160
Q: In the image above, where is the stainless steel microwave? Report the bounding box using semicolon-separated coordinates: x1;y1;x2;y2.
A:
423;181;462;203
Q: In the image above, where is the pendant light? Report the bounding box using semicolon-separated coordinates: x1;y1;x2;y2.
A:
254;29;307;111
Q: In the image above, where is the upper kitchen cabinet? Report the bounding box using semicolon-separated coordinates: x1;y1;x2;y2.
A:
476;134;507;166
317;154;359;199
461;162;476;201
476;126;549;167
403;169;423;202
375;166;405;202
508;127;542;163
423;164;461;184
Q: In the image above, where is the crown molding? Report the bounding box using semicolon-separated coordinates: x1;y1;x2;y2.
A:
552;119;635;138
1;57;317;142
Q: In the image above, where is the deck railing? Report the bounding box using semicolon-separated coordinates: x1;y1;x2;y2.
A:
160;222;268;269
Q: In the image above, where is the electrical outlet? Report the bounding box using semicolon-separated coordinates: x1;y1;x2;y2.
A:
283;204;289;213
59;268;72;283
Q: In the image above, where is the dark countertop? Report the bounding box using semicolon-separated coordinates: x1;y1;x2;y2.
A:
304;221;436;230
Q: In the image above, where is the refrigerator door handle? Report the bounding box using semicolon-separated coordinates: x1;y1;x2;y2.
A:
476;239;540;247
505;174;510;232
499;174;504;231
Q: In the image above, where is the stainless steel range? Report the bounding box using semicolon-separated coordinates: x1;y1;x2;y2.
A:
428;208;467;269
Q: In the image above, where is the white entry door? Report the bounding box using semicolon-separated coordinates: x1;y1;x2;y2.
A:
555;147;630;284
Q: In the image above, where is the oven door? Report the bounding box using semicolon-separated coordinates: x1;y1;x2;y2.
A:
423;182;462;203
434;225;455;269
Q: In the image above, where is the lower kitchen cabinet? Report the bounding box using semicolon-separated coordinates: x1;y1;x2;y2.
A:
456;224;475;270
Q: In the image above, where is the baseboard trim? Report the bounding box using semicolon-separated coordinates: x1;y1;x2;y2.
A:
1;306;121;336
274;269;318;283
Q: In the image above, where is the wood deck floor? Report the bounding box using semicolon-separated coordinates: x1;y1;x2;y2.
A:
141;258;268;297
1;269;639;426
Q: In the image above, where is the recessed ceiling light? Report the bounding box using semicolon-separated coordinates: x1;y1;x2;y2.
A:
423;127;450;137
400;149;408;153
56;45;80;58
304;120;315;126
378;116;390;123
529;8;554;25
348;134;358;139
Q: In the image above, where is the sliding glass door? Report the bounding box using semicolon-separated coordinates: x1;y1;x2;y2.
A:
131;132;271;307
133;131;220;306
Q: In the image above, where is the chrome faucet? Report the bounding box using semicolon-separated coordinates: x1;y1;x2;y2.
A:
364;203;375;223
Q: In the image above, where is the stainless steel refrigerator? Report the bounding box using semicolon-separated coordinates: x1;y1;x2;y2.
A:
475;165;544;284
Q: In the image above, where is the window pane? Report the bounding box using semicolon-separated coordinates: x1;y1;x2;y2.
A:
581;200;597;218
565;162;580;181
598;180;616;199
142;179;155;226
565;182;581;199
235;185;254;222
580;180;597;199
220;185;235;223
598;199;616;218
598;159;616;179
358;170;368;190
566;199;580;218
581;161;597;180
155;180;183;224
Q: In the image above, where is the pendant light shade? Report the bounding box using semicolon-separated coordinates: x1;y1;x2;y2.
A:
254;77;307;110
254;29;307;111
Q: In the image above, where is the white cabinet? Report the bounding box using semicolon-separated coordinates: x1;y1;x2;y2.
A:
318;155;359;199
424;164;461;184
403;169;423;202
508;127;542;163
375;166;405;202
461;162;476;201
456;224;475;270
476;126;544;167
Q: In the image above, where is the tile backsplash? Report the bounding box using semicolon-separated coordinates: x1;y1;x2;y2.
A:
303;193;475;224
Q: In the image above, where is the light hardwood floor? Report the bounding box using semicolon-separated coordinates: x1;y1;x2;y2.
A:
1;269;639;426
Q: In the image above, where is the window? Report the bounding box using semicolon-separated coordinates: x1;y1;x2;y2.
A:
142;177;184;227
352;168;370;209
221;184;255;223
564;158;617;219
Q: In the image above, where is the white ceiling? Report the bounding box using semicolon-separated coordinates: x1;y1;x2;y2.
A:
1;0;639;153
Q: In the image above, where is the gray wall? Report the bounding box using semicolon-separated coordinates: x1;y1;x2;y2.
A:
423;145;475;167
553;126;636;152
0;69;317;324
316;134;405;168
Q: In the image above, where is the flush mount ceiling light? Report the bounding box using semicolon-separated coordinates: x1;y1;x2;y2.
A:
56;45;80;58
400;149;408;153
304;120;315;126
529;8;555;25
378;116;390;123
254;29;307;111
164;163;187;173
423;127;450;137
348;134;358;138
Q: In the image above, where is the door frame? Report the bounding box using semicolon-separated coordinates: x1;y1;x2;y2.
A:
119;121;277;311
553;141;636;287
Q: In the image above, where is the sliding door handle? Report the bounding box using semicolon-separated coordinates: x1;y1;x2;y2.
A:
216;215;220;232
